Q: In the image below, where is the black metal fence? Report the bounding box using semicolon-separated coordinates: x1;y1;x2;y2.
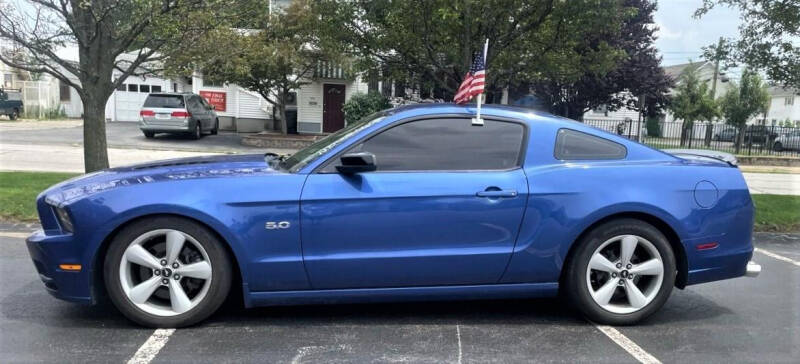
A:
583;118;800;157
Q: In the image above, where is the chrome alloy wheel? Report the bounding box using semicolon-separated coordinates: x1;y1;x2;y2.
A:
119;229;212;316
585;235;664;314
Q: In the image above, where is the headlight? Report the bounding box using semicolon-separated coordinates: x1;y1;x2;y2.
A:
54;206;74;233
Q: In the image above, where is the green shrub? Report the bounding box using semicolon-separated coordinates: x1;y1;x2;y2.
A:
342;92;391;124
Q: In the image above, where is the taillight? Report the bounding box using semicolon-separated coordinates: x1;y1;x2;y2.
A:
140;110;154;117
171;110;191;118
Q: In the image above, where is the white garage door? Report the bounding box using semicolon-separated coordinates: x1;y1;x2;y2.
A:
113;83;166;122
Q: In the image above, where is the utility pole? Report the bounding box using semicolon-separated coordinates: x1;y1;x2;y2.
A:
704;37;724;146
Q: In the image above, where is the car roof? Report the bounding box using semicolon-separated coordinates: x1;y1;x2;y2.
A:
147;92;195;97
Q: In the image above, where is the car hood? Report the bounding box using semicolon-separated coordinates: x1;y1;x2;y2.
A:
43;153;281;206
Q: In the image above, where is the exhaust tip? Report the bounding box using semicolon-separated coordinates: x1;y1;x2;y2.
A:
745;261;761;277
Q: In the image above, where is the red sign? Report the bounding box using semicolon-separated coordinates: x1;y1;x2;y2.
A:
199;91;227;112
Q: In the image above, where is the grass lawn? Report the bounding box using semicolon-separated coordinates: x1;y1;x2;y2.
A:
0;171;798;232
751;194;800;232
0;171;78;221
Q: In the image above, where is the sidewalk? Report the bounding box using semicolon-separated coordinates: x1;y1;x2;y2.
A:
742;173;800;196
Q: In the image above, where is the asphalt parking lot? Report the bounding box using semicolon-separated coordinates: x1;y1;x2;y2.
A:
1;228;798;363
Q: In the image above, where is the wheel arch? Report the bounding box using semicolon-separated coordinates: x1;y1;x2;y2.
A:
91;212;245;305
559;211;688;289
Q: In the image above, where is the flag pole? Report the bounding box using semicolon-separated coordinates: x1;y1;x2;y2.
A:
472;38;489;126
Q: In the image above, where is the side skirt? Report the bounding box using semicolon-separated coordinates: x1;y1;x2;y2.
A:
246;282;559;307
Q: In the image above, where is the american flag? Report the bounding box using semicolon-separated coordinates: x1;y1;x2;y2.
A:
453;52;486;104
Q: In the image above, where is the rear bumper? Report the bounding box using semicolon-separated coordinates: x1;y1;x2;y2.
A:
685;245;755;286
139;121;192;132
25;230;93;304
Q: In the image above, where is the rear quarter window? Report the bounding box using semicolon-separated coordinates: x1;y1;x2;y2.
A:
554;128;627;160
143;95;185;108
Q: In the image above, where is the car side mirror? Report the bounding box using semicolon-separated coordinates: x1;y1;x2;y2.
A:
336;152;377;174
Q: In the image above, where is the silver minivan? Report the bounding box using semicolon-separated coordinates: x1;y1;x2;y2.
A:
139;93;219;139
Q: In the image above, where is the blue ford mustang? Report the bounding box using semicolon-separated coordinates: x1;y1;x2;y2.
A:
26;104;760;327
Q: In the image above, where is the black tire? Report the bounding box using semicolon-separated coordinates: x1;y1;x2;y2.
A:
712;135;719;141
773;142;783;152
103;216;232;327
210;119;219;135
192;123;202;139
143;131;155;138
564;218;676;325
9;109;19;120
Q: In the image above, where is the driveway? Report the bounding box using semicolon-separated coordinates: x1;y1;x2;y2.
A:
0;227;798;363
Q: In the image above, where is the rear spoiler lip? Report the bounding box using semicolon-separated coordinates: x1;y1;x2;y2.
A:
662;149;738;167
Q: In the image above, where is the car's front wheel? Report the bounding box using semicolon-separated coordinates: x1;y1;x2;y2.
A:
773;142;783;152
564;219;675;325
104;216;232;327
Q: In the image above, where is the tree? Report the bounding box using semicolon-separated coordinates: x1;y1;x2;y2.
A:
696;0;800;88
719;68;770;153
171;0;336;134
316;0;625;101
529;0;673;120
0;0;231;172
669;65;720;147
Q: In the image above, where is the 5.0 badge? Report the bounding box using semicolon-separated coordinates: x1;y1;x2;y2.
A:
265;221;291;230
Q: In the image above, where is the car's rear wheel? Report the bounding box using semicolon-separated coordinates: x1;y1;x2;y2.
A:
210;119;218;135
192;123;202;140
104;216;232;327
564;219;675;325
143;131;155;138
773;142;783;152
9;109;19;120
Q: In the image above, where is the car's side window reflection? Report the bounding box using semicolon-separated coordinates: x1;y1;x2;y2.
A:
320;118;525;172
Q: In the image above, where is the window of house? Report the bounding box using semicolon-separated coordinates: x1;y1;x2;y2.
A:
321;118;525;172
59;81;71;102
152;85;162;93
786;96;795;106
127;84;138;92
592;105;609;116
554;129;627;160
4;73;12;88
139;85;150;93
116;83;126;91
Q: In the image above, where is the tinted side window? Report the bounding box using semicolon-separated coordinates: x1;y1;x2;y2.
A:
554;129;627;160
323;118;525;172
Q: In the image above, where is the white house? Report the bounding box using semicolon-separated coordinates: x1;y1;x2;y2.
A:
764;87;799;126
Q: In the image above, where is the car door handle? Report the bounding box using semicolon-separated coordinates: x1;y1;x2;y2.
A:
476;189;518;198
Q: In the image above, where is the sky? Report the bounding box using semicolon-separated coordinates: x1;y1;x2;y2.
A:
653;0;742;67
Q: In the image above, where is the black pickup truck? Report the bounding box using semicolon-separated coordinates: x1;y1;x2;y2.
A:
0;88;24;120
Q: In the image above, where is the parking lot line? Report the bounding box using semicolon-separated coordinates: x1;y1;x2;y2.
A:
127;328;176;364
593;324;661;364
755;247;800;267
456;324;463;364
0;231;31;239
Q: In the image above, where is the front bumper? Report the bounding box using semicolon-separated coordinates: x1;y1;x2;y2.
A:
25;230;93;304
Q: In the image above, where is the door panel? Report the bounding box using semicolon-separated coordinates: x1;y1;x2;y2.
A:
300;170;529;289
323;84;345;132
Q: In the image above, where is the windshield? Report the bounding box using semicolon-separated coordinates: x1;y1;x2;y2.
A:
278;112;388;172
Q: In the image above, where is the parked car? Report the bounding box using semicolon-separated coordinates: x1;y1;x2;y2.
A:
712;127;737;142
0;88;24;120
27;104;759;328
139;92;218;139
773;130;800;151
742;125;778;146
